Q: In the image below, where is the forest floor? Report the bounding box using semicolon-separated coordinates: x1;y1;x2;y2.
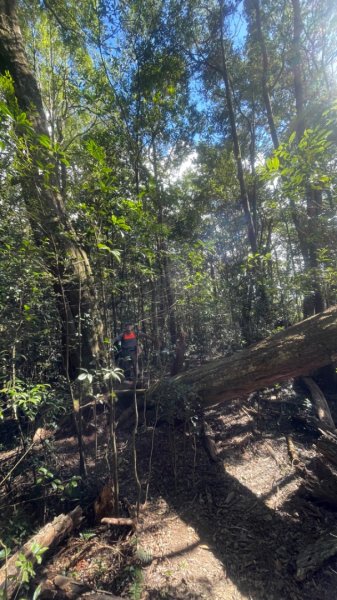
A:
2;385;337;599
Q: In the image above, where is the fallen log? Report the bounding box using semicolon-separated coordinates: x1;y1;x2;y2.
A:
150;305;337;407
0;506;82;599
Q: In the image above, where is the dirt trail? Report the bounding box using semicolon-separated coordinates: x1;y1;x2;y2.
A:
2;391;337;599
133;397;337;600
138;497;241;599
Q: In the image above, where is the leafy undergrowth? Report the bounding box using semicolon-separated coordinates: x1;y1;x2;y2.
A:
1;384;337;599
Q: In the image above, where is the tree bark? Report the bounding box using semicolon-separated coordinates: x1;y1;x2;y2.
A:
170;330;187;376
217;0;270;339
252;0;325;319
0;506;82;599
290;0;325;317
0;1;105;376
251;0;279;149
151;304;337;407
218;0;257;256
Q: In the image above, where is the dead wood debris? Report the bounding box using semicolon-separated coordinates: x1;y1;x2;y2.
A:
0;506;83;600
286;435;300;465
101;517;136;529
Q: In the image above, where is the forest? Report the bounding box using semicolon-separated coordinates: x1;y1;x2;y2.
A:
1;0;337;598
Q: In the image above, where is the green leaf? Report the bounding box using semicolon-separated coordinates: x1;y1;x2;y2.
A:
38;134;52;150
97;243;111;251
77;373;88;381
288;131;296;144
32;584;42;600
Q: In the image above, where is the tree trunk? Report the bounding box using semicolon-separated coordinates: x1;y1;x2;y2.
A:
254;0;325;319
218;0;257;256
151;304;337;407
170;330;187;376
251;0;279;149
218;0;270;338
291;0;325;317
0;506;82;599
152;138;177;347
0;1;105;377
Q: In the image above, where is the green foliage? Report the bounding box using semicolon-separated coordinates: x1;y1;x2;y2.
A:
128;566;144;600
0;541;46;600
0;509;35;551
15;542;48;584
0;0;336;478
79;530;96;541
36;467;80;498
77;366;124;385
153;380;202;425
0;543;10;564
264;116;335;196
0;381;51;421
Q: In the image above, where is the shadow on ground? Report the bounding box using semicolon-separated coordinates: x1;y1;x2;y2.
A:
128;398;337;600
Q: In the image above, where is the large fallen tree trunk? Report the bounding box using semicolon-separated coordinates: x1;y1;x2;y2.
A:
151;305;337;407
0;506;82;599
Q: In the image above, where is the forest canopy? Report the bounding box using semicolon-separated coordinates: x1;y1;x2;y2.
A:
1;2;337;598
0;0;337;400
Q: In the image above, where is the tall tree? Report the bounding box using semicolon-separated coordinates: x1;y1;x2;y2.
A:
0;0;105;377
290;0;325;316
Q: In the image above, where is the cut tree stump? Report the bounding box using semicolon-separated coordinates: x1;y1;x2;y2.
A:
0;506;82;599
150;305;337;407
296;530;337;581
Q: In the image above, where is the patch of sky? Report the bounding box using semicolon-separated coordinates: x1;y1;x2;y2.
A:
227;0;247;52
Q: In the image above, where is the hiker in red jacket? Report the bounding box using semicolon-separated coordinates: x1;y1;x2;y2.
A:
114;323;142;380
